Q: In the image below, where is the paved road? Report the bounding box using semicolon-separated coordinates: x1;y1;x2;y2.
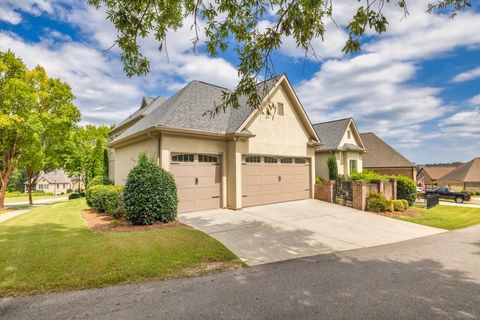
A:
4;197;68;208
2;225;479;319
180;200;444;265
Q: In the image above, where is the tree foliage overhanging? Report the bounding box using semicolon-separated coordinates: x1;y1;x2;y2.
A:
88;0;472;113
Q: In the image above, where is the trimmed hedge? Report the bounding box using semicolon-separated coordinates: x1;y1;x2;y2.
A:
394;175;417;205
87;185;125;218
88;175;112;188
315;177;323;185
401;199;409;209
124;154;178;225
350;170;390;183
367;191;393;212
392;200;405;212
327;155;338;180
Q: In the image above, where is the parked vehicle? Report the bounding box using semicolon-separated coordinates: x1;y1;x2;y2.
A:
416;186;423;193
425;187;471;203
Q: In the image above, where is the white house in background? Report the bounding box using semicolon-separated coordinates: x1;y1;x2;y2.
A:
28;169;73;195
312;117;366;180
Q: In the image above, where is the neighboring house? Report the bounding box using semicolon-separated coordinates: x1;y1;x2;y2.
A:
312;118;366;180
416;166;458;189
110;75;321;212
438;157;480;192
360;132;417;181
29;169;73;195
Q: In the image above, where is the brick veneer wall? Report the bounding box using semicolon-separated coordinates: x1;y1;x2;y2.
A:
314;180;335;203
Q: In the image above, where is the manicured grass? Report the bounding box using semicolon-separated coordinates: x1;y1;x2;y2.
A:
4;195;64;204
0;199;242;297
395;205;480;230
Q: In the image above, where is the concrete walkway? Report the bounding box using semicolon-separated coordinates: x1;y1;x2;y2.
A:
180;199;445;265
4;197;68;208
439;201;480;208
0;208;33;224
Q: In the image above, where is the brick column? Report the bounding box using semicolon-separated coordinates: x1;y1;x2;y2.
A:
391;179;397;200
314;180;336;203
352;181;367;211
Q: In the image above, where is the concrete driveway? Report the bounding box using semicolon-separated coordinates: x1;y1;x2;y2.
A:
180;199;445;265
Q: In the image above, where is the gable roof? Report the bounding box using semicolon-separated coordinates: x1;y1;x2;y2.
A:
110;75;319;146
313;118;363;151
38;169;71;184
418;166;457;180
360;132;414;168
439;157;480;182
111;96;166;134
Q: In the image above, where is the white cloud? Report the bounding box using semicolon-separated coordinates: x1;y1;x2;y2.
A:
451;66;480;83
0;0;55;24
0;1;239;125
293;1;480;160
468;94;480;106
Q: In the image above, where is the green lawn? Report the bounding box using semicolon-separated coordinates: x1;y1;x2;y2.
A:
4;195;64;204
439;198;479;205
0;199;242;297
396;205;480;230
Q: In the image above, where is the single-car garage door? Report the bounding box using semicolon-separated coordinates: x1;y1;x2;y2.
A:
242;155;310;207
169;154;221;213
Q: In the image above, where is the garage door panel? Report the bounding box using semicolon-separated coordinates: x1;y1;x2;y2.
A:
171;154;221;213
241;156;310;208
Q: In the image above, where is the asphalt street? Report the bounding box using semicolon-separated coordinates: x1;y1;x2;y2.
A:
1;225;479;320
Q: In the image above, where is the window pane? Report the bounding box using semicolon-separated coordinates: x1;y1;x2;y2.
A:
295;158;306;164
172;154;194;162
349;160;358;174
281;158;293;164
264;157;278;163
277;103;284;116
246;156;261;163
199;155;218;163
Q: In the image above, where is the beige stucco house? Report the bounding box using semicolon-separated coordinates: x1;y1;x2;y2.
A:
30;169;73;195
312;118;365;180
110;75;321;212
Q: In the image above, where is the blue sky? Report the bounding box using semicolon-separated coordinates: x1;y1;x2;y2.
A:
0;1;479;164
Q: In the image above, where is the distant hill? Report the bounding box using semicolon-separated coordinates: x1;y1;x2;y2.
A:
417;162;463;169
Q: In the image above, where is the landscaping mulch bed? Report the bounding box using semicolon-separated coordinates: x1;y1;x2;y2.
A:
373;208;423;218
81;209;184;232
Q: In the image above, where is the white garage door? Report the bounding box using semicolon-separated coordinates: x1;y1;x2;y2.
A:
169;154;221;213
241;155;310;207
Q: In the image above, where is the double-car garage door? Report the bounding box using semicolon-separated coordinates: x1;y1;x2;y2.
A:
170;153;311;212
241;155;311;207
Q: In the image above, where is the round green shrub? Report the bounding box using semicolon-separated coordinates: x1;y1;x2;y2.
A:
401;199;409;209
367;191;393;212
104;186;125;218
315;177;323;185
87;185;109;212
124;154;178;225
392;200;405;212
394;176;417;205
68;193;80;200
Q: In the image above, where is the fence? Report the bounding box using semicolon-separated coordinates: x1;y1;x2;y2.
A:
315;179;397;211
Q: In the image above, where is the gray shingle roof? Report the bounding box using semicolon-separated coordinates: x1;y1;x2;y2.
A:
113;96;166;132
313;118;352;151
360;132;414;168
38;169;71;184
112;76;281;143
439;157;480;182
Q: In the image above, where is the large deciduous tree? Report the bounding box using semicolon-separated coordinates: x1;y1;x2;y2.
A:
65;125;110;191
0;50;80;209
20;66;80;205
89;0;472;112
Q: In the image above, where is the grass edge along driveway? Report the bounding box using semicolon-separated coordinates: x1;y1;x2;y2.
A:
0;199;243;297
395;205;480;230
